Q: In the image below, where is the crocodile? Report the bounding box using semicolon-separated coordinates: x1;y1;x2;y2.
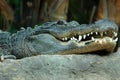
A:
0;19;118;60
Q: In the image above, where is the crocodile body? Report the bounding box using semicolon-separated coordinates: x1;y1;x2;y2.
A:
0;19;118;59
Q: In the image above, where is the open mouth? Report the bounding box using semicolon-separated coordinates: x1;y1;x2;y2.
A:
54;30;118;54
58;30;118;44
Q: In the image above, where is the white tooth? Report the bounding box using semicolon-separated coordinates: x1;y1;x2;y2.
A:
70;38;73;40
0;55;4;61
91;37;95;41
114;32;117;37
91;32;93;34
87;33;90;36
73;37;77;40
114;38;118;42
104;32;107;34
83;35;86;39
62;38;65;41
96;32;98;35
100;33;103;36
64;37;68;40
79;35;82;41
72;37;75;39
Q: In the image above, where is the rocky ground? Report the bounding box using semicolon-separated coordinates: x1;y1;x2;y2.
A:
0;48;120;80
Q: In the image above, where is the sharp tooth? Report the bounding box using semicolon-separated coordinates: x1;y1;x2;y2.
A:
114;38;118;42
73;37;77;40
72;37;77;40
79;35;82;41
64;37;68;40
70;37;77;41
70;38;73;40
91;37;95;41
83;35;86;39
87;33;90;36
95;32;98;35
104;32;107;34
62;38;65;41
1;55;4;61
91;32;93;34
100;33;103;37
114;32;117;37
72;37;75;39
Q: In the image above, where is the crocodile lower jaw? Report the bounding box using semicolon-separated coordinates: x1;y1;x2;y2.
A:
58;37;118;54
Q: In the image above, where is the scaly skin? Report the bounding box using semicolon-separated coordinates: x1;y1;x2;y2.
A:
0;19;118;60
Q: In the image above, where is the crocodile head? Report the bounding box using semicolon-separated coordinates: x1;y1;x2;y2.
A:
26;19;118;55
